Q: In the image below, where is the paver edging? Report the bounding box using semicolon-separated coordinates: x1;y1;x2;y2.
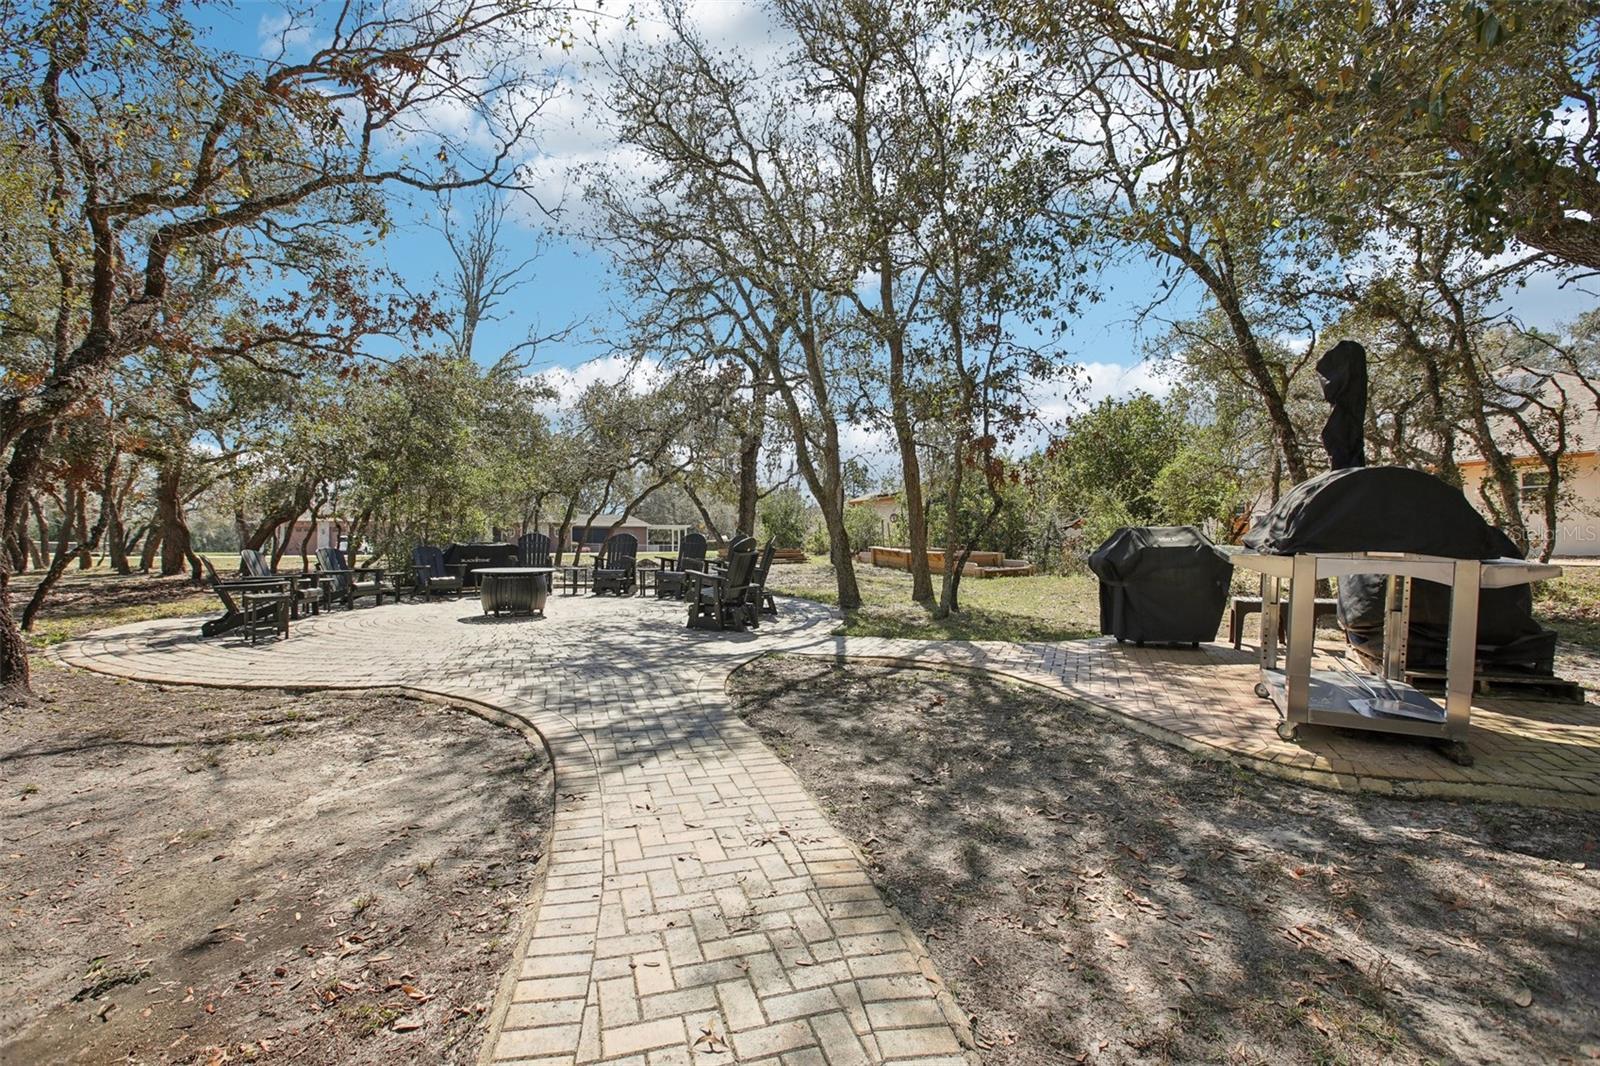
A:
43;642;599;1062
762;648;1600;814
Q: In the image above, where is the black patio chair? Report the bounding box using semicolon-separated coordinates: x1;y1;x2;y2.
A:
742;541;778;627
412;545;465;600
199;557;291;641
316;546;393;607
711;531;751;569
518;531;554;593
687;536;758;631
656;532;708;600
240;547;327;617
592;533;638;596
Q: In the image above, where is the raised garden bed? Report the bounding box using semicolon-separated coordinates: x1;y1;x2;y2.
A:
867;544;1035;578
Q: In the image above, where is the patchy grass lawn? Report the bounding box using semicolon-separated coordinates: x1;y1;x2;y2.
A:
2;662;551;1064
1534;566;1600;649
731;656;1600;1066
10;568;217;648
770;557;1600;654
767;561;1101;642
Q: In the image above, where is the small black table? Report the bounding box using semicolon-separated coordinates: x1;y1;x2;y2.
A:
477;567;554;617
555;565;591;596
636;560;661;598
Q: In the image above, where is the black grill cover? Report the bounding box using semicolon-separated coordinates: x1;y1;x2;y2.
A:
1242;467;1515;558
1241;467;1555;674
1317;340;1368;470
443;542;519;587
1089;526;1233;644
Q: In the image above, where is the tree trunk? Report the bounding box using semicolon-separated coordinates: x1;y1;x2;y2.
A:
883;293;932;603
138;525;161;572
527;493;546;542
1165;239;1309;483
103;454;131;574
553;498;578;566
156;459;193;577
935;451;966;619
684;483;725;546
0;426;54;698
736;377;768;536
0;572;27;703
33;496;50;565
4;512;24;572
51;486;73;565
11;522;32;572
23;485;111;630
296;501;322;570
1433;275;1530;551
74;490;92;569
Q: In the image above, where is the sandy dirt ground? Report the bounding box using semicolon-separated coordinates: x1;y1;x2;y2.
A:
731;655;1600;1066
2;659;552;1065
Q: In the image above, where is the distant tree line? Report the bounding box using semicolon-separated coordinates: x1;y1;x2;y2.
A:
6;0;1599;701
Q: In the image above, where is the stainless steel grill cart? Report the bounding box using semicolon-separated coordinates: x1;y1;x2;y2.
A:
1231;551;1561;764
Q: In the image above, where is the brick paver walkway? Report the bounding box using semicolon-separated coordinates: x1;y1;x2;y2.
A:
54;595;975;1066
53;591;1600;1063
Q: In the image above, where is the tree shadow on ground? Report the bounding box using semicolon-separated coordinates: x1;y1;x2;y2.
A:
731;656;1600;1066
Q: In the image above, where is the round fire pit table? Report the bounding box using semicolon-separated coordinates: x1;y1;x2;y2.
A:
476;567;554;618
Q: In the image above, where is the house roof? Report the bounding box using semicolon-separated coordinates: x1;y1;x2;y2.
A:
558;514;686;530
848;492;899;505
565;514;645;526
1452;371;1600;465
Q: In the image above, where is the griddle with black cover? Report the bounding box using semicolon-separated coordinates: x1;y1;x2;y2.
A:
442;542;519;589
1242;466;1556;675
1089;526;1234;646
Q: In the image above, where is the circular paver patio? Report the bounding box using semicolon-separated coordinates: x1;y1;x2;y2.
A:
54;594;978;1066
51;589;1600;1064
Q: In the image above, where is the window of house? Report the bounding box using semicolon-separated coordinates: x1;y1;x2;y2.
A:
1519;469;1550;507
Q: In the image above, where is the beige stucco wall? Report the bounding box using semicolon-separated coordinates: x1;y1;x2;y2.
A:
1460;454;1600;557
852;497;899;541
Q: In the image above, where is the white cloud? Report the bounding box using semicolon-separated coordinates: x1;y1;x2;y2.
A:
528;353;664;413
1075;360;1173;407
256;9;312;52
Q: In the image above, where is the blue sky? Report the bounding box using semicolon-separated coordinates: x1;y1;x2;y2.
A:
209;1;1598;407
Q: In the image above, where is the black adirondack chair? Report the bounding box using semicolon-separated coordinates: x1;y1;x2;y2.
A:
655;532;707;600
712;531;751;567
687;536;758;630
317;547;393;607
412;545;465;599
518;532;554;592
240;548;327;617
200;557;291;641
592;533;638;596
742;541;778;627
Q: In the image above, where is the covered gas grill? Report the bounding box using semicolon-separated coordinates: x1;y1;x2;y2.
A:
1088;526;1234;646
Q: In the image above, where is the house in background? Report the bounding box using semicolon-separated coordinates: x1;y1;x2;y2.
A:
273;516;347;558
546;514;690;553
848;492;900;543
1455;371;1600;557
